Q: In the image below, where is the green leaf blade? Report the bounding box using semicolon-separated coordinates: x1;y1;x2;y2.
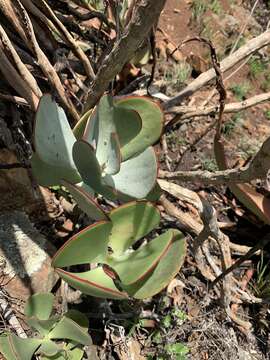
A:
123;230;186;299
49;317;91;346
107;147;158;199
108;201;161;254
0;334;41;360
25;293;54;320
115;96;163;158
34;95;77;171
106;229;174;285
31;153;81;187
55;268;128;299
61;180;108;221
52;221;112;268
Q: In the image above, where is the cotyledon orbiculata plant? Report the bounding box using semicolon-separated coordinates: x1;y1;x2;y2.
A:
31;94;163;201
52;181;186;299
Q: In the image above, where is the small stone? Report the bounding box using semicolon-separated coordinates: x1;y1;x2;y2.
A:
0;211;58;301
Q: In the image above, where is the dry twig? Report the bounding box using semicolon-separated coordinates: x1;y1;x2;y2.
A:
83;0;166;112
164;30;270;109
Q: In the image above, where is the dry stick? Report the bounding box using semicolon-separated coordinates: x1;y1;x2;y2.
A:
0;162;29;169
210;233;270;289
159;180;232;270
0;290;27;338
160;131;270;185
0;24;42;99
0;45;38;109
20;0;62;40
0;93;29;106
190;39;236;320
66;2;115;29
83;0;166;113
230;0;260;55
168;91;270;123
71;0;96;12
37;0;95;79
207;37;249;328
0;0;29;45
159;194;202;235
12;0;79;121
164;30;270;110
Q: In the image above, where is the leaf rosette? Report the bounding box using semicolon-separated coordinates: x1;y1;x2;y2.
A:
31;94;163;200
0;293;92;360
52;197;186;299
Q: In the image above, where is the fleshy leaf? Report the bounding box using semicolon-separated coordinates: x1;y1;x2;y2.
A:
38;340;60;357
73;140;102;187
145;182;162;201
48;316;92;345
105;147;157;199
93;95;121;175
73;110;92;140
27;317;59;337
61;180;108;221
64;310;89;332
113;106;142;160
55;267;128;299
106;229;174;285
40;347;84;360
105;133;121;175
123;230;186;299
31;153;81;187
115;96;163;158
84;98;142;162
73;140;117;200
34;94;77;171
52;221;112;267
108;201;160;254
25;292;54;320
0;334;41;360
82;108;98;147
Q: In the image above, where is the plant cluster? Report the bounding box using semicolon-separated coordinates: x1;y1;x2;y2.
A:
32;94;162;201
52;195;186;299
30;94;186;298
0;293;92;360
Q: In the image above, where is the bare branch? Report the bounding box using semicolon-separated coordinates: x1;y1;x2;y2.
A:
0;44;38;109
0;23;42;98
160;125;270;184
164;30;270;109
36;0;95;79
167;91;270;124
83;0;166;112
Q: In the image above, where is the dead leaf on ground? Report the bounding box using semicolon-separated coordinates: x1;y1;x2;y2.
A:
230;183;270;225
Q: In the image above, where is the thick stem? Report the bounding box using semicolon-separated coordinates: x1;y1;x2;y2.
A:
83;0;166;113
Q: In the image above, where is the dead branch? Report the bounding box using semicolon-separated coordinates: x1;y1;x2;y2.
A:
0;44;38;109
164;30;270;109
167;91;270;125
0;0;80;121
159;132;270;185
0;289;27;338
210;233;270;289
35;0;95;79
0;24;41;99
83;0;166;112
0;93;29;106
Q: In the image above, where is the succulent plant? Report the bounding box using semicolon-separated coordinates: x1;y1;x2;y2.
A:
51;189;186;299
31;93;163;201
0;293;92;360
